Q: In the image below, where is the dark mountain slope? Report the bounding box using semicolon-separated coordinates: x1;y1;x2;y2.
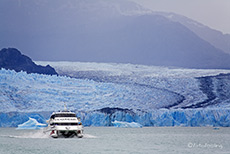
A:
156;12;230;54
0;48;58;75
82;15;230;68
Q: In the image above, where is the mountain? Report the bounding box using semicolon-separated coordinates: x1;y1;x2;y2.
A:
0;48;58;75
156;12;230;54
1;0;230;68
95;14;230;68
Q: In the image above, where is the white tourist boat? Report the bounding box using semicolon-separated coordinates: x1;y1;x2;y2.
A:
44;106;83;138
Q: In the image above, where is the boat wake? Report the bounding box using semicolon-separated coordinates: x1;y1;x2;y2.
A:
83;133;97;139
1;130;96;139
0;130;49;139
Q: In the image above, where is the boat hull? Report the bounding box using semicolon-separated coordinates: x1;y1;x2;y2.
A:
50;129;83;138
44;125;83;138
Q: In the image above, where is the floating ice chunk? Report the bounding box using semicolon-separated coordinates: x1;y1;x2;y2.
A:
112;120;142;128
17;117;47;130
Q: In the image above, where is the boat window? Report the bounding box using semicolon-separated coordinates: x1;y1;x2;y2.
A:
50;115;55;119
54;114;76;117
52;123;80;126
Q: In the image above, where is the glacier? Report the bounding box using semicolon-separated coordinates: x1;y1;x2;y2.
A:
1;62;230;127
76;108;230;127
16;117;47;130
112;120;142;128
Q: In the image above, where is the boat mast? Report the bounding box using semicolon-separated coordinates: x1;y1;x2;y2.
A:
64;102;67;111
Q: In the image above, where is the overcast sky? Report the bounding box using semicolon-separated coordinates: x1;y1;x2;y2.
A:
131;0;230;34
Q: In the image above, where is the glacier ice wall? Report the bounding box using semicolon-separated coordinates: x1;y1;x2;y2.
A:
77;108;230;127
1;108;230;127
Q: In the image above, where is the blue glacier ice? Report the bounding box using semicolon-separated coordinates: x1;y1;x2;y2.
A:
77;108;230;127
0;68;184;112
1;62;230;127
112;120;142;128
17;117;47;130
0;112;48;127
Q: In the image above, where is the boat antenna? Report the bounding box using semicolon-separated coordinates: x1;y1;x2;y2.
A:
64;102;67;111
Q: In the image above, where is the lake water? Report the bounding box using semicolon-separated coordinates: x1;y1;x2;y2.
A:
0;127;229;154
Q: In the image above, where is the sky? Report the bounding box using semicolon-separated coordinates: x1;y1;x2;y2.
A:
131;0;230;34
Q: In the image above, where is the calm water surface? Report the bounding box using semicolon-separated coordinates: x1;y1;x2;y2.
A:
0;127;229;154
